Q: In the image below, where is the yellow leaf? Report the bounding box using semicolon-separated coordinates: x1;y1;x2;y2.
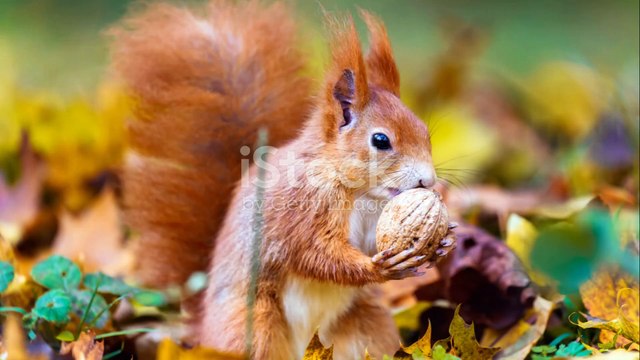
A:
402;320;432;356
579;266;639;348
531;196;593;219
303;332;333;360
449;306;500;360
427;104;499;177
505;214;553;287
526;61;611;140
505;214;537;268
156;338;243;360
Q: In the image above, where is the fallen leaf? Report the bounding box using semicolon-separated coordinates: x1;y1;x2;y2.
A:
448;306;500;359
578;266;639;348
303;332;334;360
401;320;432;356
51;188;126;273
59;331;104;360
156;338;243;360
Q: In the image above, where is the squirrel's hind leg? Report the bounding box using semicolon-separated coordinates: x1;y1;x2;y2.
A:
251;287;294;360
326;286;399;360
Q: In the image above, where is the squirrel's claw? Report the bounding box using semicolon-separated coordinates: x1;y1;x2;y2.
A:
374;250;430;281
372;246;398;265
440;237;454;247
380;266;425;280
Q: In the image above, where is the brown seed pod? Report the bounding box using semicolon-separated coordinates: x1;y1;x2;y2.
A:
376;188;450;260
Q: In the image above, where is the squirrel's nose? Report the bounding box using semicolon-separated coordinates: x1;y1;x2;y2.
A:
417;177;435;188
414;164;436;189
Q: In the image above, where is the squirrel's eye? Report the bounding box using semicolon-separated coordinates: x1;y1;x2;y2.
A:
371;133;392;150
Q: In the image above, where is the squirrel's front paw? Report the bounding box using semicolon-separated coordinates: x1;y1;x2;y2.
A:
371;221;458;281
429;221;458;262
371;246;429;280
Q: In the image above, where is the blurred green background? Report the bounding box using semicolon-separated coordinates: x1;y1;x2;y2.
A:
0;0;638;210
0;0;637;94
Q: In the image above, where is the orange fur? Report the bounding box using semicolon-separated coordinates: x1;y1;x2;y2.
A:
114;2;440;358
110;1;310;287
361;10;401;96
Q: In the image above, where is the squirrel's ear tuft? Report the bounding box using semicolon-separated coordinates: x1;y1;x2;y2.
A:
322;13;369;136
325;14;369;112
360;10;400;96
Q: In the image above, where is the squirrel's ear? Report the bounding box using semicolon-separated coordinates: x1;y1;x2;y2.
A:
324;14;369;133
333;69;357;128
360;10;400;96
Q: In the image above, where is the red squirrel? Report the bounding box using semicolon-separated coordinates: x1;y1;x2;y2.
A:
111;1;455;359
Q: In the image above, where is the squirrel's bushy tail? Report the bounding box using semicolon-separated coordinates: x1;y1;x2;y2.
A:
111;1;310;287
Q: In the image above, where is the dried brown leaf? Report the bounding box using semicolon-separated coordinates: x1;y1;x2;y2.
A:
60;331;104;360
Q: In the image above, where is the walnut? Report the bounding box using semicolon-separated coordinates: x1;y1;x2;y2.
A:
376;188;451;261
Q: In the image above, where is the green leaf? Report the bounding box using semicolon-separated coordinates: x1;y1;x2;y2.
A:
571;312;640;345
31;255;81;290
33;289;72;323
0;260;14;292
530;208;620;293
411;348;426;360
555;341;590;357
532;345;557;355
431;345;460;360
70;289;110;329
133;290;167;307
56;330;75;342
83;272;134;295
549;333;572;347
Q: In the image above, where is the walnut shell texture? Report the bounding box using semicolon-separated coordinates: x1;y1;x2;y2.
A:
376;188;449;260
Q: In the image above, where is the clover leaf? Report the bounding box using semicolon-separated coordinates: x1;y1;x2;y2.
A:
31;255;81;290
33;289;72;323
83;272;134;296
70;289;110;329
0;261;15;292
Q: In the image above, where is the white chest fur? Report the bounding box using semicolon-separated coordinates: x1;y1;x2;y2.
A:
282;195;383;359
283;276;357;359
